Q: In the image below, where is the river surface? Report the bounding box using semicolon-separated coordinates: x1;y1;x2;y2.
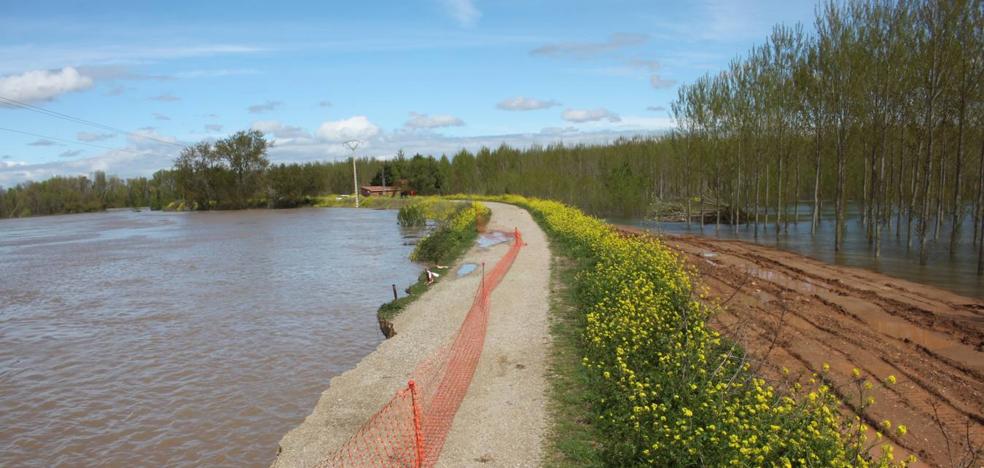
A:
612;204;983;299
0;208;423;467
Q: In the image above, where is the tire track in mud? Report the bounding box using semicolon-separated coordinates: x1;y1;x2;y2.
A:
617;226;983;467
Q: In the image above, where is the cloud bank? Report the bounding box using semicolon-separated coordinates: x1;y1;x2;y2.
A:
496;96;560;111
531;33;648;58
404;112;465;129
562;108;621;123
0;67;93;103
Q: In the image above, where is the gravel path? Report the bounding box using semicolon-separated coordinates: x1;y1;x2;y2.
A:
272;202;551;467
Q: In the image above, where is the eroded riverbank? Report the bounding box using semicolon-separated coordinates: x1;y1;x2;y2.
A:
621;228;984;466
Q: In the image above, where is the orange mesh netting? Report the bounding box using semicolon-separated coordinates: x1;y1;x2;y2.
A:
319;228;524;468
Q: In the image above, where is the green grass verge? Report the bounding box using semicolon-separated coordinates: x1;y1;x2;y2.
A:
543;250;606;467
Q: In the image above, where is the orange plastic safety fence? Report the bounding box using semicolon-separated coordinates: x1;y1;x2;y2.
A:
320;229;524;467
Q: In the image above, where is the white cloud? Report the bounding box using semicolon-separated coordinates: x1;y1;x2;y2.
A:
650;75;676;88
404;112;465;129
149;92;180;102
0;123;674;186
531;33;648;58
0;43;266;75
439;0;481;27
248;100;283;113
628;59;661;71
562;108;621;123
205;124;223;132
539;126;579;135
497;96;560;111
316;116;380;142
0;67;93;103
251;120;310;139
77;132;115;142
0;129;184;186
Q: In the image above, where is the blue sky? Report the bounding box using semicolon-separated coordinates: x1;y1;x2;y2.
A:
0;0;817;185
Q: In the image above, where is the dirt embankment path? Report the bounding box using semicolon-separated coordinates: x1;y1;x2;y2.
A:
272;202;551;467
626;228;983;467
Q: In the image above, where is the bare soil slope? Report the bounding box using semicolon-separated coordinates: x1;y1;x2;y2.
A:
629;228;983;467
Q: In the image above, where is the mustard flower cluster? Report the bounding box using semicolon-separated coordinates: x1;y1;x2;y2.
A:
452;194;910;467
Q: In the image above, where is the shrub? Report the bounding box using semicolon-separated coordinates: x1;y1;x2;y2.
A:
411;200;489;265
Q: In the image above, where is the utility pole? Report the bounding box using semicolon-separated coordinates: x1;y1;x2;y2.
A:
345;140;361;208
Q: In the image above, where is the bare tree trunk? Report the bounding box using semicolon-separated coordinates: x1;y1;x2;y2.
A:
979;211;983;275
908;140;923;249
875;127;888;257
735;142;742;234
835;122;847;252
776;153;783;239
919;125;934;265
934;138;946;241
765;162;771;237
862;145;870;230
949;99;965;252
754;170;760;239
895;127;905;239
866;141;877;243
793;147;801;229
812;124;822;235
975;138;984;246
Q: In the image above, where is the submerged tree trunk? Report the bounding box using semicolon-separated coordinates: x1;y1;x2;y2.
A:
776;153;783;239
895;128;905;239
935;136;946;241
919;129;934;265
765;163;771;237
950;111;964;252
793;147;801;230
835;123;847;252
875;128;888;257
812;124;822;235
975;139;984;246
754;170;761;238
908;141;923;249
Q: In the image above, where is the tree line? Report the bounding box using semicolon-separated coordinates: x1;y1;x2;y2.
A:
667;0;983;268
3;0;982;272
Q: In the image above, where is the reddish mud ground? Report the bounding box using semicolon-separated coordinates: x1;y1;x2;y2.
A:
620;226;983;467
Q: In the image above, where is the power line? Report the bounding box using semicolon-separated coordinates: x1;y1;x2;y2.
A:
0;95;185;148
0;126;143;154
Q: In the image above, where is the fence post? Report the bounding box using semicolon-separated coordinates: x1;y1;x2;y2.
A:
408;380;425;468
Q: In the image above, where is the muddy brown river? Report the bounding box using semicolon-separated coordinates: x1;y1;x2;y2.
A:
0;208;423;467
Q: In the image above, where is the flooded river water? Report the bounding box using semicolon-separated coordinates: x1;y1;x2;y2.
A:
613;204;983;299
0;208;423;467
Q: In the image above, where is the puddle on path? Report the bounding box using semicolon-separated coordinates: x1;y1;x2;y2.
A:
477;231;511;248
457;263;478;277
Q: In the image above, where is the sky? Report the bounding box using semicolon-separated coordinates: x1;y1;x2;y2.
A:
0;0;818;185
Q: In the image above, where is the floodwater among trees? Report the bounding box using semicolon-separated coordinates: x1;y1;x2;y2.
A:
615;203;984;299
0;208;422;467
